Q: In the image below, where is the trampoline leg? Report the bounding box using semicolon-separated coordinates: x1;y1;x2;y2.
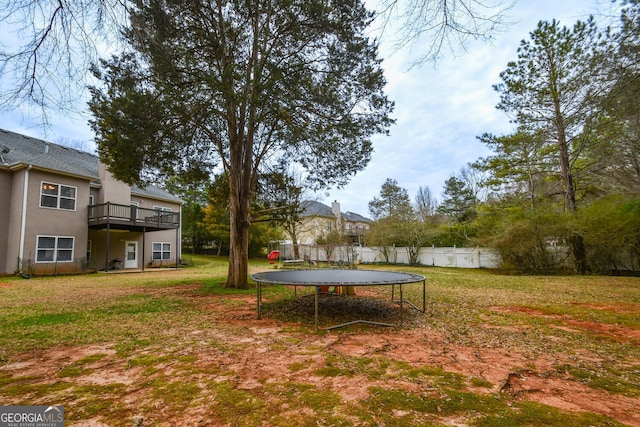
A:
315;285;319;329
400;284;404;327
257;281;262;319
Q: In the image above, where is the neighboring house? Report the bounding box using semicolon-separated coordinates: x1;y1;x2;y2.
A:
0;129;182;275
293;200;371;245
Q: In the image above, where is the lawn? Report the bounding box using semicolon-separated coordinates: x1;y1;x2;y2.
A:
0;255;638;426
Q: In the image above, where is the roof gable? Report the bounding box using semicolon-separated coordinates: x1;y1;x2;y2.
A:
300;200;371;222
300;200;334;218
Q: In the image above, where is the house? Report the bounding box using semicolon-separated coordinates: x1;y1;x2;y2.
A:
293;200;371;245
0;129;182;275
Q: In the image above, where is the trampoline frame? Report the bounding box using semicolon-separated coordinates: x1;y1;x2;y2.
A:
251;269;426;330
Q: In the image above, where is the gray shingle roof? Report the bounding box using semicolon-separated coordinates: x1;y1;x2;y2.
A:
132;184;183;203
343;211;371;223
300;200;370;222
300;200;334;217
1;128;182;204
0;128;98;179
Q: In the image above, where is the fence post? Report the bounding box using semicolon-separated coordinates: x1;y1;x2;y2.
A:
454;245;457;268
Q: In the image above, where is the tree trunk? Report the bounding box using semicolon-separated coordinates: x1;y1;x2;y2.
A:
224;114;253;288
225;154;251;289
293;244;300;259
226;186;251;288
555;100;588;274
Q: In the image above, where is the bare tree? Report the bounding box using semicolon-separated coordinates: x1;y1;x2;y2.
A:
459;162;490;203
375;0;513;64
0;0;127;115
1;0;511;118
414;185;438;222
54;137;94;153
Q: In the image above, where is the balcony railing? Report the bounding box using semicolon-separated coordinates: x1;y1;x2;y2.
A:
88;202;180;230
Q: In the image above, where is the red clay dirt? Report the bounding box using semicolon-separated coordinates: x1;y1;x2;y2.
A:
2;291;638;426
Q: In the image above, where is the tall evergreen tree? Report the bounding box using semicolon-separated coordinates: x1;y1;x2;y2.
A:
368;178;414;221
600;1;640;193
493;18;609;273
476;129;555;209
164;174;213;255
89;0;394;288
437;176;476;223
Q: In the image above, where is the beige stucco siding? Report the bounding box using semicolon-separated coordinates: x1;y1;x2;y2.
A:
0;169;13;273
20;170;91;274
88;230;179;271
97;163;131;205
88;230;140;271
287;215;369;247
0;132;183;275
4;168;27;274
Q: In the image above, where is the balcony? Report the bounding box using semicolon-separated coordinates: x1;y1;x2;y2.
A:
88;202;180;232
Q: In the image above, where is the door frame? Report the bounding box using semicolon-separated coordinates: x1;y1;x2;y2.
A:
124;240;138;269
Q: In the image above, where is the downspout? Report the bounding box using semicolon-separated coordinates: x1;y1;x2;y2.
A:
142;227;146;272
177;205;182;269
18;165;32;274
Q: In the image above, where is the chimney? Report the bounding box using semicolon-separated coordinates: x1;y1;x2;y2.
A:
332;200;342;230
331;200;340;217
44;143;49;154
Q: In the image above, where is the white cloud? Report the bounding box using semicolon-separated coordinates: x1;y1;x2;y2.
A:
321;0;610;216
0;0;611;217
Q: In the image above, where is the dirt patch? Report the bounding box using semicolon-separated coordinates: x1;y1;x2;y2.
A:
492;305;640;345
571;302;640;314
501;370;639;425
491;305;565;318
2;295;639;426
554;320;640;344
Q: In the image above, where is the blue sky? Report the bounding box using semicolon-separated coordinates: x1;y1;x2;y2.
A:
322;0;615;216
0;0;614;217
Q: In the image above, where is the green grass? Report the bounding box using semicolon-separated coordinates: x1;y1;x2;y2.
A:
0;255;638;426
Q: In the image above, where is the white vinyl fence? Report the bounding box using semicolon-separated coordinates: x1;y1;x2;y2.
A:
277;244;501;269
359;246;501;268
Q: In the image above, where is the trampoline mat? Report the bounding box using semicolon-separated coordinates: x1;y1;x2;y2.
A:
251;269;425;286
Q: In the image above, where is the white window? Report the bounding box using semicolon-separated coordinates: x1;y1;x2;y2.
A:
89;195;94;206
36;236;74;263
40;182;76;211
153;206;172;212
152;242;171;260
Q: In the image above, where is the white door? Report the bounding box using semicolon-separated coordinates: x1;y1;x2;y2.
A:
124;241;138;269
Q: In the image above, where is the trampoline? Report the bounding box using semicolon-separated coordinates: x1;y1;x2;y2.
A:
251;269;426;329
